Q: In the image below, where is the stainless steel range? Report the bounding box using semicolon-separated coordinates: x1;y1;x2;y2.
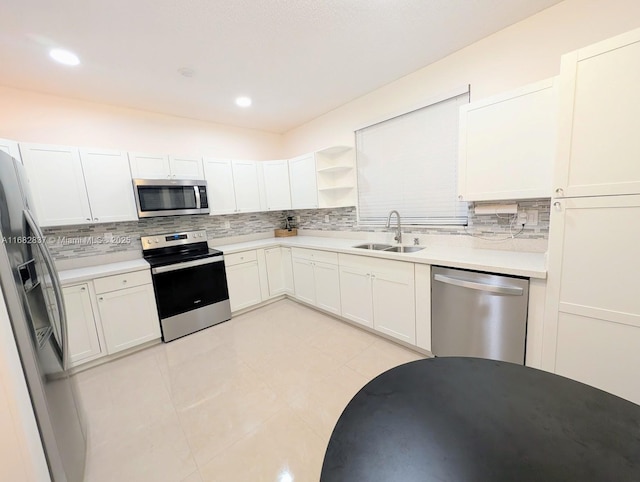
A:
142;230;231;342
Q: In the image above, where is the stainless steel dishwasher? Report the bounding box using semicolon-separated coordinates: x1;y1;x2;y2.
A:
431;266;529;364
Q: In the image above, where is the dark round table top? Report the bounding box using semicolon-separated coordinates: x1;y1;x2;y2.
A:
321;357;640;482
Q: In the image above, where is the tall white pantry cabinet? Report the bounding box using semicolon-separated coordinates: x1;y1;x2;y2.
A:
542;28;640;405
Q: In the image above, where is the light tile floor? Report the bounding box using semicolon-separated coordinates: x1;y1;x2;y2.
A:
75;299;426;482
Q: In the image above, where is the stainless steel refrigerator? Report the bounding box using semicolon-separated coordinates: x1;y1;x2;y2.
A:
0;151;86;481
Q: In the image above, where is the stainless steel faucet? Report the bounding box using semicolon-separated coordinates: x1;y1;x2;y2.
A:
386;210;402;244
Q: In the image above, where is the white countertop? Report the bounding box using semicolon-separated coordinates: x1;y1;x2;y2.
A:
214;236;547;279
58;259;150;285
57;235;546;284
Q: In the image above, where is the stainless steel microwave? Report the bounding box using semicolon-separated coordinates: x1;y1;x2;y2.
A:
133;179;209;218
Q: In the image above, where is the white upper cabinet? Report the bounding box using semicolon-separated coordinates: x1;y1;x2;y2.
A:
129;152;203;180
0;138;21;162
458;78;558;201
261;160;291;211
203;158;237;214
128;152;171;179
231;160;262;213
289;153;318;209
79;148;137;223
20;143;92;226
168;155;204;180
554;28;640;198
21;143;137;226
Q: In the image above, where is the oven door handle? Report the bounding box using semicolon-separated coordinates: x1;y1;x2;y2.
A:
152;256;224;274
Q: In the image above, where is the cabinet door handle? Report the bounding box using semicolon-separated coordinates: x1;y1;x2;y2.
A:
94;218;98;221
553;201;562;211
81;287;86;291
458;195;463;200
86;218;91;221
122;279;127;284
99;297;104;301
555;188;564;196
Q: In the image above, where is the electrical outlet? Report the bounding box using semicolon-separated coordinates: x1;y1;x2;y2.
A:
526;209;539;226
224;220;230;229
324;214;330;222
517;212;528;224
296;215;301;223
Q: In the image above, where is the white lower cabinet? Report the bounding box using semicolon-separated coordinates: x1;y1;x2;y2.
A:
264;247;294;297
414;264;432;352
94;270;160;354
291;257;315;305
97;285;160;354
339;254;416;345
63;283;104;366
312;261;341;315
338;264;373;328
225;250;263;312
62;268;160;365
281;247;294;295
291;248;341;315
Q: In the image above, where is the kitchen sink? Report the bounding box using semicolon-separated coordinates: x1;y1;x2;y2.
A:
383;246;425;253
353;243;393;250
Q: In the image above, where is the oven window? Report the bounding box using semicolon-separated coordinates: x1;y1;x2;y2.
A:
138;186;197;211
152;261;229;319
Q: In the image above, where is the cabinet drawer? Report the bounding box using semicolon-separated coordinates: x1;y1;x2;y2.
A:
94;269;152;294
291;247;338;264
225;250;258;266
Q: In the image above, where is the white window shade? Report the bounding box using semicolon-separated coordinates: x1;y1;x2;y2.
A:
356;91;469;225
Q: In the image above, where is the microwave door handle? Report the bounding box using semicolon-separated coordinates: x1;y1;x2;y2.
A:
24;209;70;370
194;185;201;209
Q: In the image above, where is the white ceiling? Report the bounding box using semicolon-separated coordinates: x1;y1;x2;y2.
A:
0;0;563;134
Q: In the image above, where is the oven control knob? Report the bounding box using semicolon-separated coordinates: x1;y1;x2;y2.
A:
155;239;159;243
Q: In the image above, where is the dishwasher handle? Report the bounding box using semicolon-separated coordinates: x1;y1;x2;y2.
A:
433;273;524;296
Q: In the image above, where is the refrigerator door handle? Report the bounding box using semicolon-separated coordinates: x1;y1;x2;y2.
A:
24;209;70;370
433;273;524;296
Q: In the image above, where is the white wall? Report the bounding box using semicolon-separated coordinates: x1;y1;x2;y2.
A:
282;0;640;156
0;85;283;160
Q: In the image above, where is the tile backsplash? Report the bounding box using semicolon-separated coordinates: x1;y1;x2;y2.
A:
43;199;550;261
289;199;550;240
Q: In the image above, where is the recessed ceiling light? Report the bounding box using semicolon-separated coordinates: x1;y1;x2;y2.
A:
49;48;80;66
235;96;252;108
178;67;195;78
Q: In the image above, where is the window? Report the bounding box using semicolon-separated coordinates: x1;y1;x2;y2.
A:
355;89;469;225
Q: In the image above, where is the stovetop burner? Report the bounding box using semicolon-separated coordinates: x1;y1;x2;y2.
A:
141;230;223;267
